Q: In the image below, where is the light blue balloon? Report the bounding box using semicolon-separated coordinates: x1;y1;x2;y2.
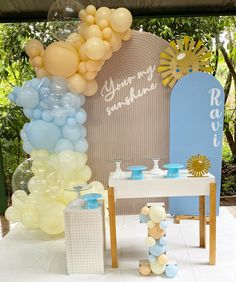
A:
8;92;16;103
148;254;156;263
165;264;178;278
30;78;41;89
42;110;53;122
65;106;76;117
50;77;68;95
23;81;32;88
39;101;49;110
55;139;74;152
80;126;87;138
20;129;27;140
139;214;149;223
74;138;88;153
149;242;166;257
23;108;33;119
22;141;34;154
53;107;67;126
75;108;87;124
18;86;39;109
39;86;51;99
159;236;166;246
23;123;30;133
62;124;81;142
67;117;77;126
160;221;168;230
61;92;77;108
40;77;51;88
33;108;42;120
79;95;85;106
27;120;61;151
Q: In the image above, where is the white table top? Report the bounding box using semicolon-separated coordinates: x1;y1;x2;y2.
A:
109;170;215;199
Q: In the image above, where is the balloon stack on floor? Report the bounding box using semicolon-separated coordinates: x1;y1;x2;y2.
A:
139;205;178;278
5;3;133;236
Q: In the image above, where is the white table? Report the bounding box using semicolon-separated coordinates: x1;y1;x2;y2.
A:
107;170;216;268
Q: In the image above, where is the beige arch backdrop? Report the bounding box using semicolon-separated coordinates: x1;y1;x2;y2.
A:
85;30;171;213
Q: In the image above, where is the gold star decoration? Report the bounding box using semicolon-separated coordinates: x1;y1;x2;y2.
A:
187;154;211;177
157;36;213;88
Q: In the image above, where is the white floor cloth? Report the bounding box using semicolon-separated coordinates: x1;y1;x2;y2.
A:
0;207;236;282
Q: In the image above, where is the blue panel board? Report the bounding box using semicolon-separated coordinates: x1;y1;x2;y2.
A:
169;72;224;216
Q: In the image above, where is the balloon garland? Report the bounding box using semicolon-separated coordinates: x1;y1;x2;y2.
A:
5;4;133;235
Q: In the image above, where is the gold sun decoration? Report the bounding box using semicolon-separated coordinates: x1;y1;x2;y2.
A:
187;154;211;177
157;36;213;88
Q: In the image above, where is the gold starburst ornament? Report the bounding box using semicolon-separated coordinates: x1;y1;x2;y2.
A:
157;36;213;88
187;154;211;177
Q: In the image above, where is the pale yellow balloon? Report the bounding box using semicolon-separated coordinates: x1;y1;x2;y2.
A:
13;190;28;201
122;28;132;41
12;195;26;212
43;42;78;78
5;206;21;222
98;19;109;30
78;61;87;73
85;25;102;39
108;31;122;52
38;203;65;235
83;80;98;96
103;49;112;60
79;9;87;21
102;27;112;39
141;206;150;215
150;260;166;275
95;7;111;25
86;15;95;25
58;151;78;171
86;5;96;16
79;165;92;182
90;181;105;193
85;37;106;60
144;236;156;247
21;209;38;229
149;206;166;223
103;40;111;51
66;33;85;50
79;44;88;60
83;71;97;80
25;39;44;57
85;60;102;72
158;254;168;265
67;73;87;94
31;149;49;160
110;8;132;33
77;22;87;38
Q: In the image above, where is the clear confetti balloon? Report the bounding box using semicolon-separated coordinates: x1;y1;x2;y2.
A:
47;0;84;41
12;159;34;194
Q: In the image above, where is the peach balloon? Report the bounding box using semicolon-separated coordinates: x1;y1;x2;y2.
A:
83;71;97;80
35;67;50;78
85;37;106;60
110;8;132;33
85;60;101;72
102;27;112;39
95;7;111;25
79;44;88;60
32;56;43;67
43;42;78;78
83;79;98;96
25;39;44;58
86;5;96;16
108;31;122;52
67;73;86;94
66;33;85;50
122;28;132;41
85;25;102;39
86;15;95;25
139;264;151;276
158;254;168;265
78;62;87;73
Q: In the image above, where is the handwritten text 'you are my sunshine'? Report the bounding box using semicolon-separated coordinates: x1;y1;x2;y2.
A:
101;65;157;116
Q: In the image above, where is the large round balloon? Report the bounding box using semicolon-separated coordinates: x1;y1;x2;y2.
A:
47;0;84;41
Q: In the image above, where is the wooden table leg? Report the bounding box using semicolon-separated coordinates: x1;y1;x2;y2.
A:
199;195;206;248
209;183;216;265
107;186;118;268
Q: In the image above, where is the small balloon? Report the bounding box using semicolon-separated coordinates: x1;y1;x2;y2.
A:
165;264;178;278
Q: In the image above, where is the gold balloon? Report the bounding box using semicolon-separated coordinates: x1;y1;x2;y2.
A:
78;61;87;73
108;31;122;52
79;9;86;21
79;44;88;61
43;42;78;78
66;33;85;50
67;73;87;94
86;15;95;25
95;7;111;25
102;27;112;39
85;60;101;72
110;8;132;33
32;56;43;67
98;19;109;30
83;71;97;80
122;28;132;41
86;5;96;16
85;37;106;60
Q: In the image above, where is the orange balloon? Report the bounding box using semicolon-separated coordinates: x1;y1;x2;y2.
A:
43;42;78;78
139;264;151;276
148;223;165;239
